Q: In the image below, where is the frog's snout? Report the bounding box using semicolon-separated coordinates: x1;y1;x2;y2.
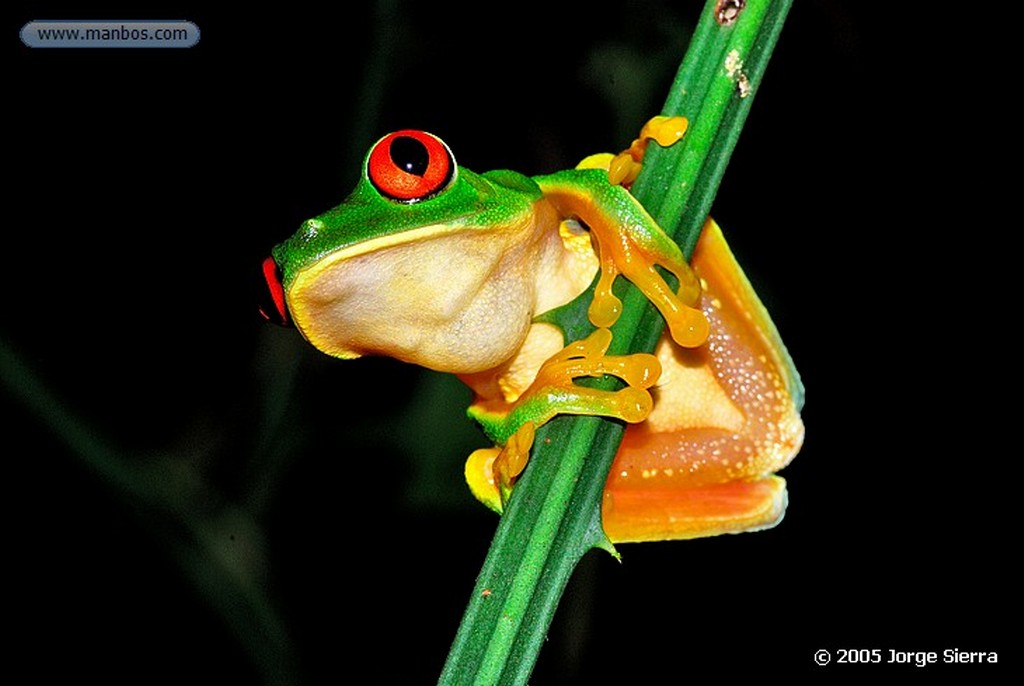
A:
258;256;292;327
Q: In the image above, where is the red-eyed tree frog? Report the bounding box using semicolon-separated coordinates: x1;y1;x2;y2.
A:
260;122;804;543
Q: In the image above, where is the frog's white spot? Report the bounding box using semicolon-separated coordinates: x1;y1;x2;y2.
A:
304;219;324;239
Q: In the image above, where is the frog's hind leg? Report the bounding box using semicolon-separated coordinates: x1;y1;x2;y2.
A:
602;219;805;543
464;421;535;514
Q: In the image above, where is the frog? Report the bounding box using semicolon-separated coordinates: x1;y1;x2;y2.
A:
260;121;804;543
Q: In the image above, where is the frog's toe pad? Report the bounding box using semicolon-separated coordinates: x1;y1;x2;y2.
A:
465;447;503;514
601;476;788;543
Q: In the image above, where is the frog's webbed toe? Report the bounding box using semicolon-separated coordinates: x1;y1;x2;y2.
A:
578;115;689;187
465;327;662;513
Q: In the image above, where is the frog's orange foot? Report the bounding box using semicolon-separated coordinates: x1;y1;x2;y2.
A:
465;328;662;513
465;421;536;514
589;116;705;346
577;116;689;187
515;327;660;427
542;139;710;350
587;237;709;349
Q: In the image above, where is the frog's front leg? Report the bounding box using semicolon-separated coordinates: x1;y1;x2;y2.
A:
463;327;661;512
578;115;690;187
535;170;710;349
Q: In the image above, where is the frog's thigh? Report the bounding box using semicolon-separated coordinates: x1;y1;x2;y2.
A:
603;475;788;543
601;342;792;543
602;220;804;543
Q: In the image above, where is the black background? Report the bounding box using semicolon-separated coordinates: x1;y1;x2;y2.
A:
6;2;1009;683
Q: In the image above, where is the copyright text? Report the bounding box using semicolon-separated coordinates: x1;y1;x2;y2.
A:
814;648;998;668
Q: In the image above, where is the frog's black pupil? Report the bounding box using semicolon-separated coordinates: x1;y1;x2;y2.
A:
391;136;430;176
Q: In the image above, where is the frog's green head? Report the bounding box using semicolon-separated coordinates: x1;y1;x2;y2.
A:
259;130;547;373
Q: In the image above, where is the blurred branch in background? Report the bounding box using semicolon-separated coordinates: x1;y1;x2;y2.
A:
0;335;298;683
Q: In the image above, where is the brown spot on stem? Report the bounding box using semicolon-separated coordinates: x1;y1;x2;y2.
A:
716;0;746;25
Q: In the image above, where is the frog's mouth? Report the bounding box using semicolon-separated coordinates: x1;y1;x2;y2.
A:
283;224;540;374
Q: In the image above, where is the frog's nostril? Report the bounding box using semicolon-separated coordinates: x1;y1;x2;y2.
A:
258;256;291;327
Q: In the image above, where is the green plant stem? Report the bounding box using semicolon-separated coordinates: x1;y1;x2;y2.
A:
439;2;792;684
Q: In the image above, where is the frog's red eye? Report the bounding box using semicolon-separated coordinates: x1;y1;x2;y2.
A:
367;130;455;202
258;256;291;327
